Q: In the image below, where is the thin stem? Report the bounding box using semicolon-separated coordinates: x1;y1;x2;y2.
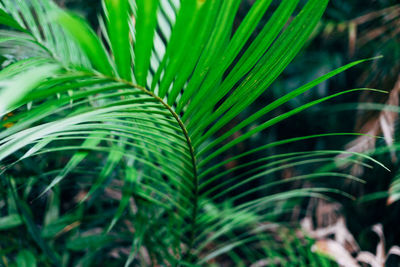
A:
97;74;200;262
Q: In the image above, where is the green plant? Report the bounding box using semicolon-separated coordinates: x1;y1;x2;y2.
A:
0;0;384;265
254;0;400;257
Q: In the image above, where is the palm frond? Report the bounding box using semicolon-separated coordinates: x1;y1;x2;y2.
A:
0;0;385;265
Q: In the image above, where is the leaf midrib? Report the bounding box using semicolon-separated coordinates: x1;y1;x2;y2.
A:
97;73;200;258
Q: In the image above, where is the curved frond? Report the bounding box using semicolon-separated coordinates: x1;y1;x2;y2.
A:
0;0;384;265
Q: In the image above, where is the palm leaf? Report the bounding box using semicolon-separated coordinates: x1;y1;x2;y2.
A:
0;0;385;265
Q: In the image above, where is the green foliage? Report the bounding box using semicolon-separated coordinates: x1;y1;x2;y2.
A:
0;0;382;265
284;0;400;252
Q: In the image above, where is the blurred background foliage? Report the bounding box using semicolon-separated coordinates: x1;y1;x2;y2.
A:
263;0;400;263
223;0;400;264
0;0;400;266
265;0;400;263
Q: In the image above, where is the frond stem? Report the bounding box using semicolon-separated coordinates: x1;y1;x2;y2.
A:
96;74;200;261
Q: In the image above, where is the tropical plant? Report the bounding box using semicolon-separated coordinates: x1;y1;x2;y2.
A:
253;0;400;258
0;0;385;265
